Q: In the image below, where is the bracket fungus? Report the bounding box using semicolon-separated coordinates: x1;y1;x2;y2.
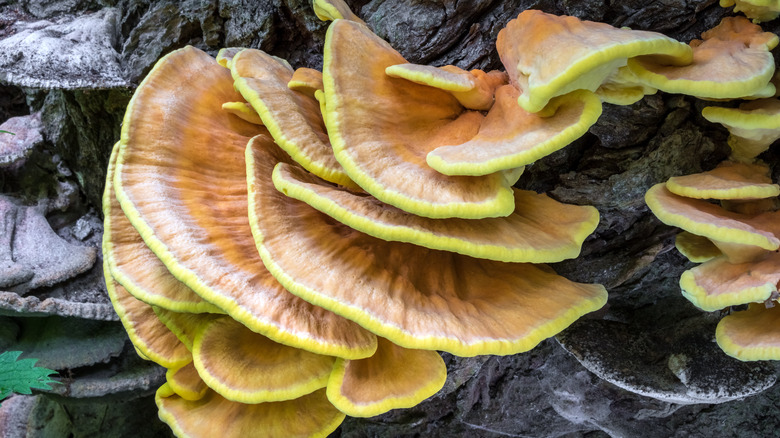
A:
104;3;614;435
496;10;692;113
721;0;780;23
628;17;778;100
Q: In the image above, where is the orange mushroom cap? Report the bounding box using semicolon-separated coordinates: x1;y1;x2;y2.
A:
287;67;324;98
702;98;780;163
720;0;780;24
326;337;446;417
272;160;599;263
679;252;780;311
192;316;335;404
230;48;355;188
665;161;780;200
247;132;608;356
645;183;780;250
716;303;780;361
497;10;692;113
113;46;376;359
628;17;778;100
166;362;209;401
103;142;222;314
313;0;365;24
323;18;515;219
156;385;344;438
425;85;602;176
385;63;507;111
675;231;722;263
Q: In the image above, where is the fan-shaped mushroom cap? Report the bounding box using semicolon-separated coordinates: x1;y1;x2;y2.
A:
595;65;657;105
720;0;780;23
154;308;215;352
288;67;324;98
385;63;507;111
114;46;376;359
156;385;344;438
497;10;692;113
313;0;365;24
167;362;208;401
220;102;263;125
716;303;780;360
327;337;446;417
666;161;780;199
645;184;780;250
104;268;191;369
193;316;335;404
103;142;222;314
702;98;780;162
680;252;780;311
272;161;599;263
247;135;608;356
216;47;243;69
426;86;602;176
628;17;778;100
675;231;722;263
324;18;515;219
231;48;354;188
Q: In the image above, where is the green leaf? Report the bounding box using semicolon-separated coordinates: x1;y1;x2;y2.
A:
0;130;14;135
0;351;59;404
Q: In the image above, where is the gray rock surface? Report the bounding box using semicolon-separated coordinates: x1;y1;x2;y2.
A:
0;8;128;89
0;113;42;168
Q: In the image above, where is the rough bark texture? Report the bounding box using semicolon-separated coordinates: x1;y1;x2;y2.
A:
1;0;780;437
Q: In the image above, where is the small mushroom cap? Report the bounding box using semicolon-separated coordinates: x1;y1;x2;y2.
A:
720;0;780;23
675;231;722;263
324;18;514;219
595;66;657;105
156;385;345;438
702;98;780;162
666;161;780;200
193;316;335;404
248;136;608;356
680;252;780;311
154;308;216;352
326;337;446;417
716;303;780;361
216;47;243;69
313;0;365;24
220;102;263;125
287;67;324;98
231;48;355;188
497;10;692;113
628;17;778;100
104;266;192;369
114;46;376;359
103;142;222;314
385;63;507;110
645;183;780;250
167;362;208;401
426;86;602;176
272;161;599;263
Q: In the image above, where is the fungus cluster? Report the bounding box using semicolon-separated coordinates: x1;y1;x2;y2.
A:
102;1;780;435
646;96;780;361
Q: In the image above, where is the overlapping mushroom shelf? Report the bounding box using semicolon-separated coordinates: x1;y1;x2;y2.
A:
102;0;780;436
646;146;780;361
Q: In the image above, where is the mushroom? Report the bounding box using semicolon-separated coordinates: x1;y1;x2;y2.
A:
384;63;508;111
702;98;780;163
674;231;722;263
230;48;355;188
323;18;514;218
496;9;692;113
716;303;780;361
166;362;208;401
192;316;335;404
628;17;778;101
326;337;446;417
287;67;324;98
156;385;345;438
113;45;376;359
247;127;608;356
720;0;780;23
271;160;599;263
